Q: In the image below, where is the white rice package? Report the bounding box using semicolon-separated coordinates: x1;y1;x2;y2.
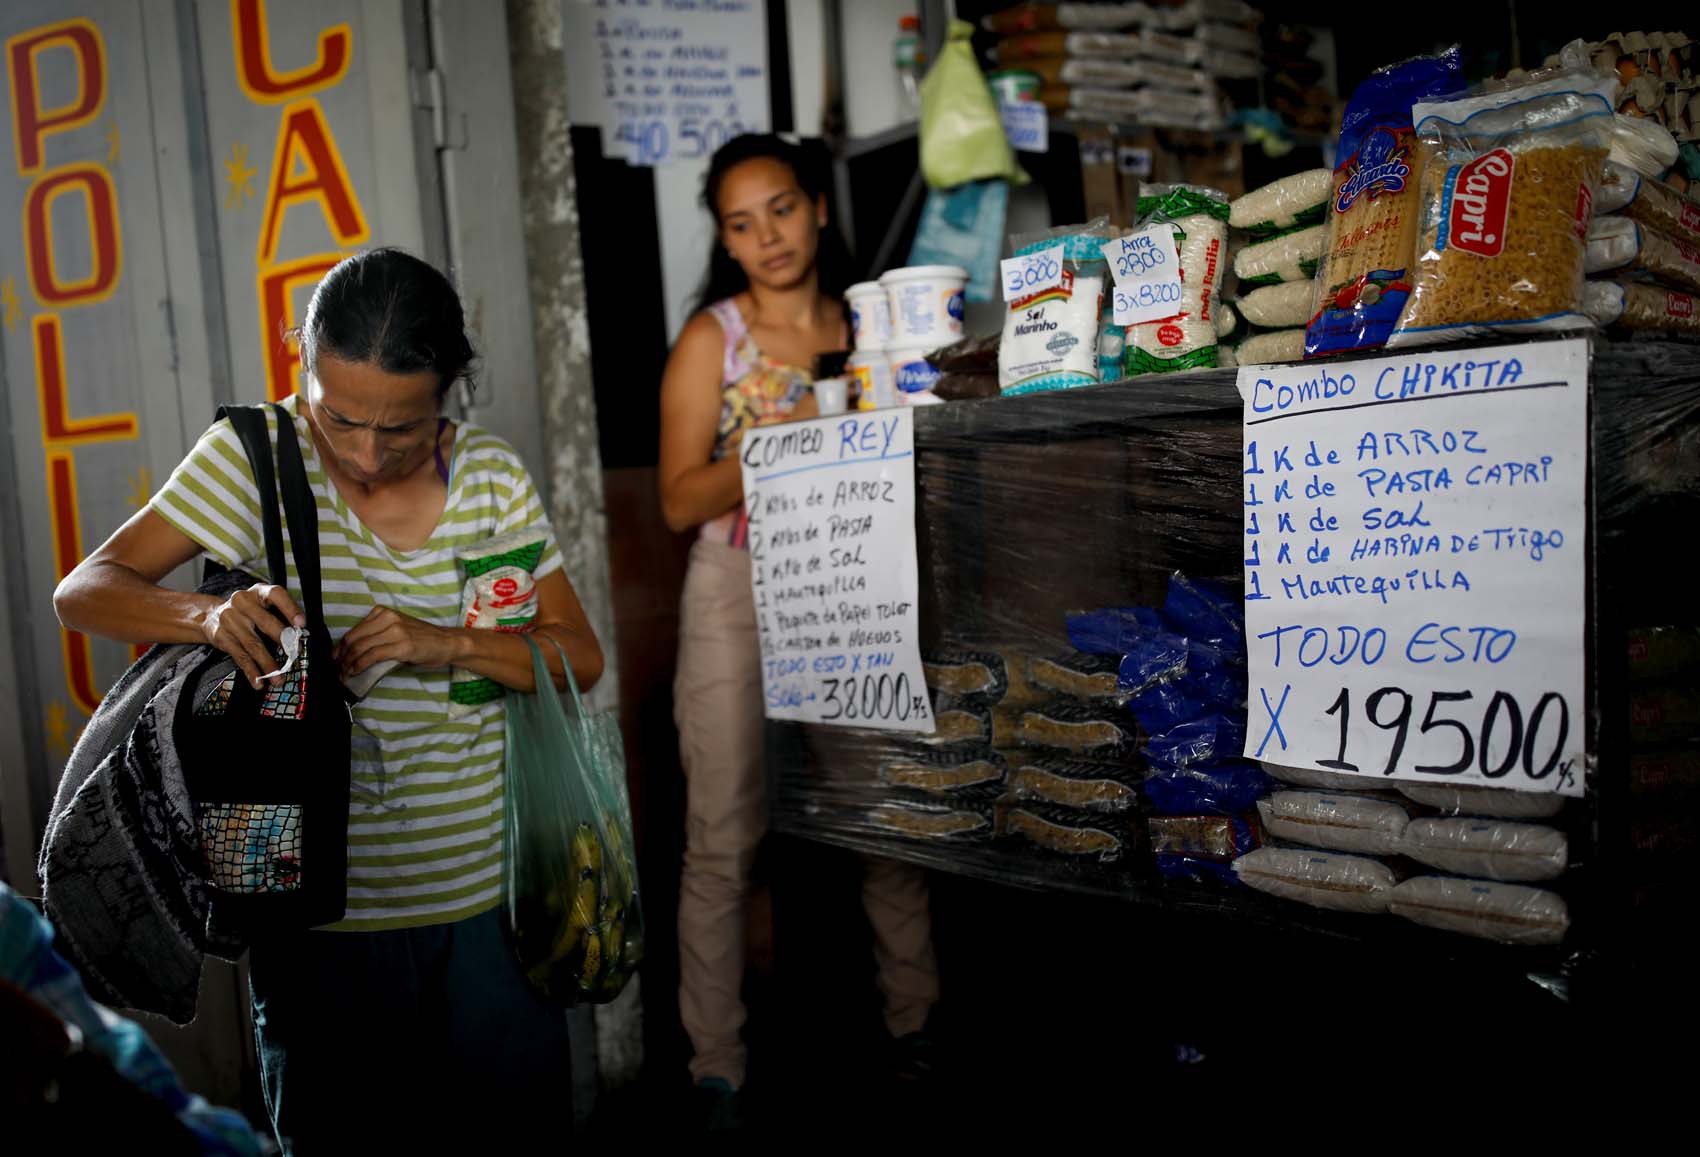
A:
1000;220;1114;396
1586;215;1700;294
1236;328;1305;364
1388;877;1569;945
1584;278;1700;333
1234;848;1397;914
1257;791;1411;855
1229;169;1332;236
1400;818;1569;882
1596;161;1700;245
1237;279;1316;328
1124;184;1230;375
1233;224;1325;285
1261;761;1385;793
1215;301;1240;339
1396;782;1565;820
450;529;548;715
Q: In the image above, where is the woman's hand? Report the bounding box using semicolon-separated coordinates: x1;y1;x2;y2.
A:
335;606;461;678
201;584;306;690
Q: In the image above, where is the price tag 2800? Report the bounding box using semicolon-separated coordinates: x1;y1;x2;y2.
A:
1105;224;1184;326
1001;245;1064;302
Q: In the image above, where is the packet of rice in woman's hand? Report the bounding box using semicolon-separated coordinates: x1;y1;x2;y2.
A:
450;529;550;716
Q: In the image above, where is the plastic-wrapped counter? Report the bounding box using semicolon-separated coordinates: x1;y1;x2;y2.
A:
764;337;1700;974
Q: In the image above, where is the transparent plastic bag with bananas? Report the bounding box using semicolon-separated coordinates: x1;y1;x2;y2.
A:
502;635;644;1006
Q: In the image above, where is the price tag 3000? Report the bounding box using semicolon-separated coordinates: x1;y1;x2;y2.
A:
1001;245;1065;302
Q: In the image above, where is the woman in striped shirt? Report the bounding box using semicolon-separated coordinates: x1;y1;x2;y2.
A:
54;248;603;1152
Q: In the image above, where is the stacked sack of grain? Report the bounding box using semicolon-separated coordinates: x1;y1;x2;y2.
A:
1119;183;1232;375
1583;116;1700;336
1236;765;1573;945
1223;169;1331;364
984;0;1261;130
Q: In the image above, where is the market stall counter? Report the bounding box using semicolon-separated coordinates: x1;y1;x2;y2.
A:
763;336;1700;994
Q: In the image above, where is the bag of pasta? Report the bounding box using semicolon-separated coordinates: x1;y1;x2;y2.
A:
1304;48;1464;359
1387;71;1618;348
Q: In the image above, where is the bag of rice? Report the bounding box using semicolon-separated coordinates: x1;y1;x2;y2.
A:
1597;161;1700;243
1585;215;1700;293
1387;71;1617;347
1229;169;1332;236
1256;790;1411;855
1215;301;1241;341
1232;224;1325;285
1583;278;1700;333
1305;48;1465;358
1400;818;1568;882
1387;876;1568;945
1000;219;1114;395
450;530;548;715
1216;345;1237;367
1233;848;1397;914
1123;184;1231;375
1236;328;1305;364
1237;279;1315;327
1261;760;1383;793
1396;782;1565;819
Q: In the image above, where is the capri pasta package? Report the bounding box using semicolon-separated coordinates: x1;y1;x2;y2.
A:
999;219;1113;395
1123;184;1230;375
1304;48;1465;358
450;529;549;716
1387;71;1617;348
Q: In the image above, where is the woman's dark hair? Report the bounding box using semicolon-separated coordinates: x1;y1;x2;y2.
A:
297;247;476;397
693;134;856;313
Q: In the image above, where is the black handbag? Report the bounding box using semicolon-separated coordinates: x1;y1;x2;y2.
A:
176;403;352;931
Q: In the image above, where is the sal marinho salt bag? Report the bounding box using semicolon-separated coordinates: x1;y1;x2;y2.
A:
503;635;643;1006
178;404;352;931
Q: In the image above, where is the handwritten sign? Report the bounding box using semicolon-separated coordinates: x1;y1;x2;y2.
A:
1239;339;1587;796
1106;224;1183;325
739;410;932;732
1000;99;1049;154
1001;245;1064;302
562;0;770;167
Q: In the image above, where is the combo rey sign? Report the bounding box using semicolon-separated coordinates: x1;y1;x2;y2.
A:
1239;339;1587;796
738;410;933;733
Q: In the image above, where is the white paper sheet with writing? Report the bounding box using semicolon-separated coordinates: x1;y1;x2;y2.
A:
1238;339;1588;796
739;409;933;732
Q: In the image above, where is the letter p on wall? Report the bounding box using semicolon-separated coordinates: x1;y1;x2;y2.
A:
7;18;105;175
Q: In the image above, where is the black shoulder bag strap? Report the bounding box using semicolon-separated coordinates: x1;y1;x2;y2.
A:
268;402;324;628
216;405;288;590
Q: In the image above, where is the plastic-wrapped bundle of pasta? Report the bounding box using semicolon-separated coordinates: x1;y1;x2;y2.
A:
1236;280;1314;328
1583;278;1700;333
1305;48;1465;358
1386;71;1617;347
1232;225;1324;286
1123;184;1230;375
1585;216;1700;293
1228;169;1332;236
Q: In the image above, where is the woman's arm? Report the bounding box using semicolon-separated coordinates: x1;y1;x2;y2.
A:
333;568;604;694
658;312;743;533
54;509;305;690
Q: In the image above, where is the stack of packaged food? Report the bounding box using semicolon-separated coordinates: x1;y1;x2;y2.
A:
1225;169;1332;364
1584;121;1700;336
983;1;1261;131
1238;763;1573;945
847;265;970;406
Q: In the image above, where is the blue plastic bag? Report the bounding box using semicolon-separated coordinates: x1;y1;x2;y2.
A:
1144;761;1274;817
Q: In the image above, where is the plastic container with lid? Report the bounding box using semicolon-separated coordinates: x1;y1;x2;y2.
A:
848;347;897;410
888;343;944;405
845;281;894;350
881;265;969;348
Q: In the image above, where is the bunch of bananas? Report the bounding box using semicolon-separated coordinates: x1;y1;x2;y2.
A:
515;822;639;1003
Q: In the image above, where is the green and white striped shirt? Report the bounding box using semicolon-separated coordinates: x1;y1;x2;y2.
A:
150;396;563;931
